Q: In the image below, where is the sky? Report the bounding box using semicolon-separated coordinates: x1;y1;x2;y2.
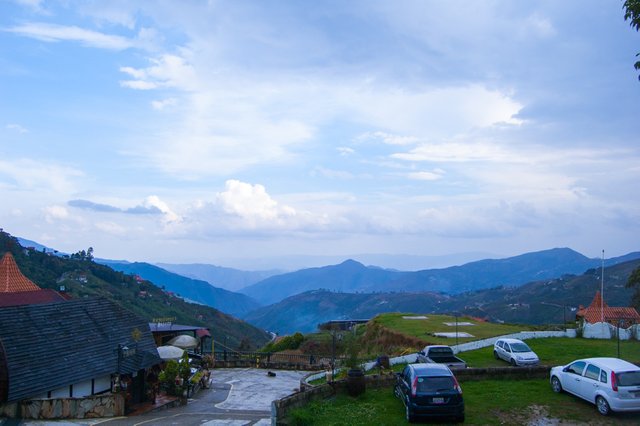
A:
1;0;639;270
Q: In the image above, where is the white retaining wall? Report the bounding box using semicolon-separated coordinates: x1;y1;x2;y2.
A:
582;322;639;340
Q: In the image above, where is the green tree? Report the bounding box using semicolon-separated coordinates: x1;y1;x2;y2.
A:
624;0;640;79
626;266;640;308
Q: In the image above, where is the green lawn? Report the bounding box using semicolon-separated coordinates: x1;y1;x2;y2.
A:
287;379;640;425
461;337;640;368
374;313;541;346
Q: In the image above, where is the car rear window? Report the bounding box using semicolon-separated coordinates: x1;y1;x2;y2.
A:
417;376;455;392
616;371;640;386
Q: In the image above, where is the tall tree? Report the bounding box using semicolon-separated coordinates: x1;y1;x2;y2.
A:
623;0;640;79
626;266;640;308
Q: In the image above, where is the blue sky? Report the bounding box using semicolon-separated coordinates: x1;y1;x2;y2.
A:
1;0;638;270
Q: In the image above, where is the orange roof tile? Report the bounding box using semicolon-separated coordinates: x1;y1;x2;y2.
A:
0;252;41;293
576;290;640;324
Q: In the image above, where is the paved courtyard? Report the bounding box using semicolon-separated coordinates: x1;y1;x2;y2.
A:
13;368;311;426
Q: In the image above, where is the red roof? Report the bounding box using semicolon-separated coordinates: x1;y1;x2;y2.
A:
0;289;67;307
0;252;40;293
577;291;640;324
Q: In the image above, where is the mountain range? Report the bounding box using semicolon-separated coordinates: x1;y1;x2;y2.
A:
13;232;640;337
239;248;640;305
98;260;262;317
244;258;640;334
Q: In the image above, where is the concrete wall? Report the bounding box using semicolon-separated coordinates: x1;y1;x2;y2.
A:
582;322;639;340
0;393;125;420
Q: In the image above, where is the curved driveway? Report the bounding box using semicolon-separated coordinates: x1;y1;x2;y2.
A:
98;368;309;426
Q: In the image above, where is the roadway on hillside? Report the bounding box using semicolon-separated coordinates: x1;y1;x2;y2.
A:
19;368;310;426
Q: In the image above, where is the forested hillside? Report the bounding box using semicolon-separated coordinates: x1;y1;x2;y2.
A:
0;230;270;350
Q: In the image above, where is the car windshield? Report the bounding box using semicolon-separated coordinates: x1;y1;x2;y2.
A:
510;343;532;353
416;376;455;392
616;371;640;386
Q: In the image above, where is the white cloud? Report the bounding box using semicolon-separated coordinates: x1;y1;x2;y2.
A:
407;170;445;181
142;195;181;223
43;205;69;223
337;147;354;156
0;159;82;193
7;23;134;50
95;221;127;236
312;167;355;180
119;54;198;91
357;131;418;146
151;98;177;110
6;123;28;133
217;180;296;223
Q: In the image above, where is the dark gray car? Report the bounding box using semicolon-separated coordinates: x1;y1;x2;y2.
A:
394;363;465;423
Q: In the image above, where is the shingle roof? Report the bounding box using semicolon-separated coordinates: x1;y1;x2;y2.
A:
0;297;161;402
0;252;40;293
0;289;67;307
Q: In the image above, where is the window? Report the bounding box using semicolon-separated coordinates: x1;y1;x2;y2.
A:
600;370;608;383
616;371;640;386
584;364;600;380
496;341;504;349
416;376;455;393
568;361;586;375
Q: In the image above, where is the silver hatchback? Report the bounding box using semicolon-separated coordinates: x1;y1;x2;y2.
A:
550;357;640;415
493;338;539;366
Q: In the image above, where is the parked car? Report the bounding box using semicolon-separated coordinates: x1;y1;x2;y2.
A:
394;363;465;423
493;338;539;366
417;345;467;369
550;357;640;416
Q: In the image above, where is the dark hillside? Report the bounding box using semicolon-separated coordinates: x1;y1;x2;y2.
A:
243;289;449;334
99;261;261;317
0;230;270;350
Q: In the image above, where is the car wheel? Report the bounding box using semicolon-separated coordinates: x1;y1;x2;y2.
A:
493;350;499;360
510;358;517;367
551;376;562;393
405;398;415;423
456;414;465;423
596;396;611;416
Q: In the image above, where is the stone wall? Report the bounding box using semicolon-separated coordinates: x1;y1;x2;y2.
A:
7;393;125;420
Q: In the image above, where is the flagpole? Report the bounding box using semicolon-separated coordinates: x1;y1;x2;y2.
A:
601;249;604;323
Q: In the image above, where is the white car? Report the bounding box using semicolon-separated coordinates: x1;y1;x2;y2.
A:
493;338;539;366
550;357;640;415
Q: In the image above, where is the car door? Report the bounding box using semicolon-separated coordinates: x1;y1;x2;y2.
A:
501;342;513;362
496;341;507;361
398;367;411;400
578;363;603;401
562;361;587;396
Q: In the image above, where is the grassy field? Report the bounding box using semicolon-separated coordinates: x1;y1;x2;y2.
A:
373;313;542;346
461;337;640;368
287;379;640;425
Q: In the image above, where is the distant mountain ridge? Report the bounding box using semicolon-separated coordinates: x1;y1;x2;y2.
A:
241;248;640;305
156;262;280;292
239;259;408;305
244;258;640;334
97;261;262;317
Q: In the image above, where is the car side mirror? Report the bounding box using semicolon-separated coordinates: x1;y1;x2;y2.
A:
563;366;570;373
418;351;424;355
